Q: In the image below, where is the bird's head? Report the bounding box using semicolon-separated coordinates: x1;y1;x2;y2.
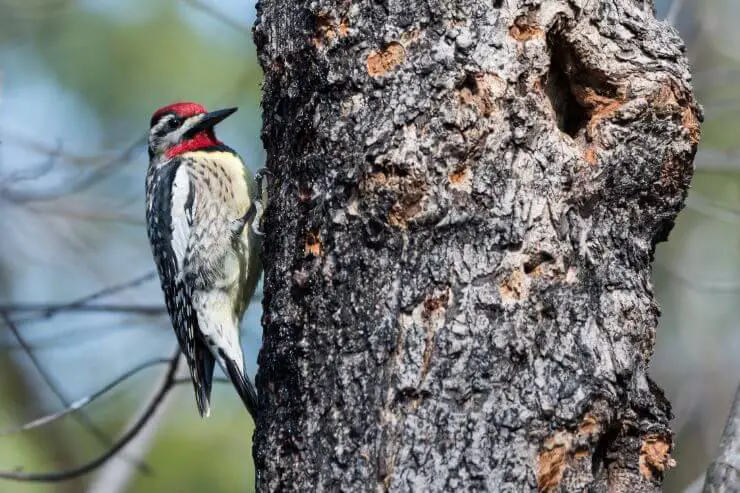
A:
148;102;237;160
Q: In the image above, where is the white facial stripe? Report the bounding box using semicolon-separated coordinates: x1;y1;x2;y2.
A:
181;114;204;135
151;114;175;135
148;112;207;157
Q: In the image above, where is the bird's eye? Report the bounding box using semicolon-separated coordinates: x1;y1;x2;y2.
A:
168;116;183;130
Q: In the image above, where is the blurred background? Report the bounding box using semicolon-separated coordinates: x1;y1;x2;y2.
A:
0;0;732;492
0;1;260;492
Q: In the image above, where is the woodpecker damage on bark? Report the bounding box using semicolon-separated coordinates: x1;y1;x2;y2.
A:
254;0;700;491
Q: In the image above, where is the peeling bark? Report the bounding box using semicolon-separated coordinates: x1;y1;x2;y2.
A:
253;0;700;491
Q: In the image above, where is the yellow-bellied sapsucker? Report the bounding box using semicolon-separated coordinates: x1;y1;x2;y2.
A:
145;102;260;418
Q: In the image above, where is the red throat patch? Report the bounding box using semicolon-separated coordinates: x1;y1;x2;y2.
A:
166;130;223;158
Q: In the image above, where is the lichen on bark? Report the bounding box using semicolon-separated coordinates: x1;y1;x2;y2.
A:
253;0;701;491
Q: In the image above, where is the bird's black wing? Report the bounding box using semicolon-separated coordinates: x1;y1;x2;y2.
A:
145;159;214;417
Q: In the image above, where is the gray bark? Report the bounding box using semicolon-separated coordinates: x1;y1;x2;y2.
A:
704;385;740;492
253;0;700;491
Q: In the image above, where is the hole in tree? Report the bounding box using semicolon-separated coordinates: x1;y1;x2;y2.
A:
544;39;588;138
591;424;619;481
459;72;478;94
523;251;555;274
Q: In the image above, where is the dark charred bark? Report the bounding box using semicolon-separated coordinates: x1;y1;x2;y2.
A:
253;0;700;491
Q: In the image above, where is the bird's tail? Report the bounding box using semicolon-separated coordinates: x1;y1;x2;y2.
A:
222;353;258;419
193;345;216;418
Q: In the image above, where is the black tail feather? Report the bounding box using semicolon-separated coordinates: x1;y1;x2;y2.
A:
193;345;216;417
223;355;258;419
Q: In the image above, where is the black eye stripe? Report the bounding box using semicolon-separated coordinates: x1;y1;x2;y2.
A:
150;112;172;128
149;113;183;130
150;113;184;136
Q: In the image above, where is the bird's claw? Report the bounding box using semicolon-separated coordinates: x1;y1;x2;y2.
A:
251;200;265;236
251;168;271;236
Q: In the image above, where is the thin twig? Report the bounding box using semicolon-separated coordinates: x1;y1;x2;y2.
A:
0;319;168;352
654;262;740;293
23;204;145;225
666;0;686;26
44;271;156;310
684;473;706;493
0;139;60;187
1;303;165;316
695;148;740;172
86;354;184;493
0;279;262;326
182;0;250;33
0;312;151;474
0;358;223;437
0;358;170;436
0;351;181;482
87;366;239;493
0;126;110;166
0;271;158;323
174;376;230;385
686;193;740;226
2;136;145;203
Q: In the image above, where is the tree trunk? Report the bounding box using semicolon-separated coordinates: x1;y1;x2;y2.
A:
704;385;740;492
253;0;701;491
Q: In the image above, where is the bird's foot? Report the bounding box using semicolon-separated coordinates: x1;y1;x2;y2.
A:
251;168;272;236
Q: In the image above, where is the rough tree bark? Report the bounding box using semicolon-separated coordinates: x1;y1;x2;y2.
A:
253;0;700;491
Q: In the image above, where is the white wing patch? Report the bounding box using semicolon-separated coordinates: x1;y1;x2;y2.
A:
170;165;192;277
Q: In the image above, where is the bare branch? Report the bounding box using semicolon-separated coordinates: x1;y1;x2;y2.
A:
0;139;60;186
1;303;165;317
685;474;706;493
0;351;181;483
703;384;740;492
0;271;157;323
87;366;250;493
44;271;155;309
1;136;145;203
666;0;686;26
0;312;150;474
86;358;184;493
686;193;740;225
86;367;246;493
0;276;262;326
23;204;145;225
0;318;166;352
0;126;112;166
654;262;740;293
174;376;230;385
695;148;740;172
0;358;171;436
182;0;250;34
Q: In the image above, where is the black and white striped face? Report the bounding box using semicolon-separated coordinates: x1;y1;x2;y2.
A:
148;112;206;160
147;105;237;161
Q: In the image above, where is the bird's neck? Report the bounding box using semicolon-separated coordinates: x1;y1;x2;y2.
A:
167;130;222;158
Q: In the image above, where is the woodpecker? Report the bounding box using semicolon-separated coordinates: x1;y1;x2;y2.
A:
145;102;260;418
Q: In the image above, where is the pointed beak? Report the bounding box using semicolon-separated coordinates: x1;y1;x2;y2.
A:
185;107;238;136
